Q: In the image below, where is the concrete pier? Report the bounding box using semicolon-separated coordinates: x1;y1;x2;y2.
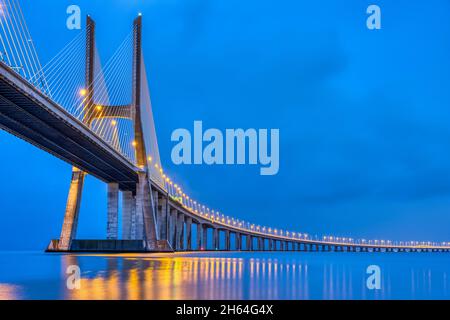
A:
58;168;85;251
225;230;231;251
235;233;242;251
186;217;192;250
107;183;119;240
157;196;168;240
176;212;184;250
202;225;208;250
213;228;219;250
170;208;177;248
258;237;264;251
197;223;203;250
246;235;252;251
122;191;136;240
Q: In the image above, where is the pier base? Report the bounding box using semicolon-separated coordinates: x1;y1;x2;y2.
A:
46;239;174;253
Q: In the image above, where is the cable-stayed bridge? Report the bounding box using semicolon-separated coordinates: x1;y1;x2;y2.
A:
0;1;448;253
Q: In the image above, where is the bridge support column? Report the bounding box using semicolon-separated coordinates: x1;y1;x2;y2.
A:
136;172;158;248
169;208;177;248
284;241;289;251
235;233;242;251
135;177;144;240
107;183;119;240
225;230;230;251
176;212;184;250
213;228;219;250
58;168;85;251
122;191;136;239
196;223;203;250
258;238;264;251
246;235;251;251
186;217;192;251
157;195;168;240
202;225;208;250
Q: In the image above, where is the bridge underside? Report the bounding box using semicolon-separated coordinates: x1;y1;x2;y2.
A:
0;64;138;191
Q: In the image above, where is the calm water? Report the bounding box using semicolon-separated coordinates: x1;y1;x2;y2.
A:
0;251;449;300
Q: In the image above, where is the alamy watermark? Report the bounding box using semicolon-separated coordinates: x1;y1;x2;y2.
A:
366;265;381;290
366;4;381;30
66;5;81;30
171;121;279;176
66;265;81;290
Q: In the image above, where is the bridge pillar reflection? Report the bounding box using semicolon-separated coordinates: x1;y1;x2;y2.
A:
58;168;85;250
107;183;119;239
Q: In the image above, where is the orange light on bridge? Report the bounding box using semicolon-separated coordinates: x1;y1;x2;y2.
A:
95;105;103;111
111;120;117;126
132;141;137;147
147;156;152;162
79;88;87;96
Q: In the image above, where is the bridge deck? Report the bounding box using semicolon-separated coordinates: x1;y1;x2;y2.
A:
0;62;138;191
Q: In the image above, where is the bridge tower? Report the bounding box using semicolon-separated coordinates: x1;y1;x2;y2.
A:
57;16;96;251
55;15;161;252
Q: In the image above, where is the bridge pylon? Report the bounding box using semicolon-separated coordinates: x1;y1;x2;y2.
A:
48;15;166;252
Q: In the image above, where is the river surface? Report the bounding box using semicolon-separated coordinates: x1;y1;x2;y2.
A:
0;251;449;300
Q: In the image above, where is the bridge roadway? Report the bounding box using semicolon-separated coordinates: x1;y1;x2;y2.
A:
0;62;138;191
150;182;450;253
1;62;448;253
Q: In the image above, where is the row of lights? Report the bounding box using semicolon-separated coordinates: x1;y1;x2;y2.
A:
142;152;450;248
78;90;450;250
143;154;450;248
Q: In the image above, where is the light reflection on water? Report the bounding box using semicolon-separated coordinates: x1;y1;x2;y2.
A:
0;251;449;299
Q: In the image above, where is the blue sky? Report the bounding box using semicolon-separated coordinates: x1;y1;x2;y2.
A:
1;0;450;249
